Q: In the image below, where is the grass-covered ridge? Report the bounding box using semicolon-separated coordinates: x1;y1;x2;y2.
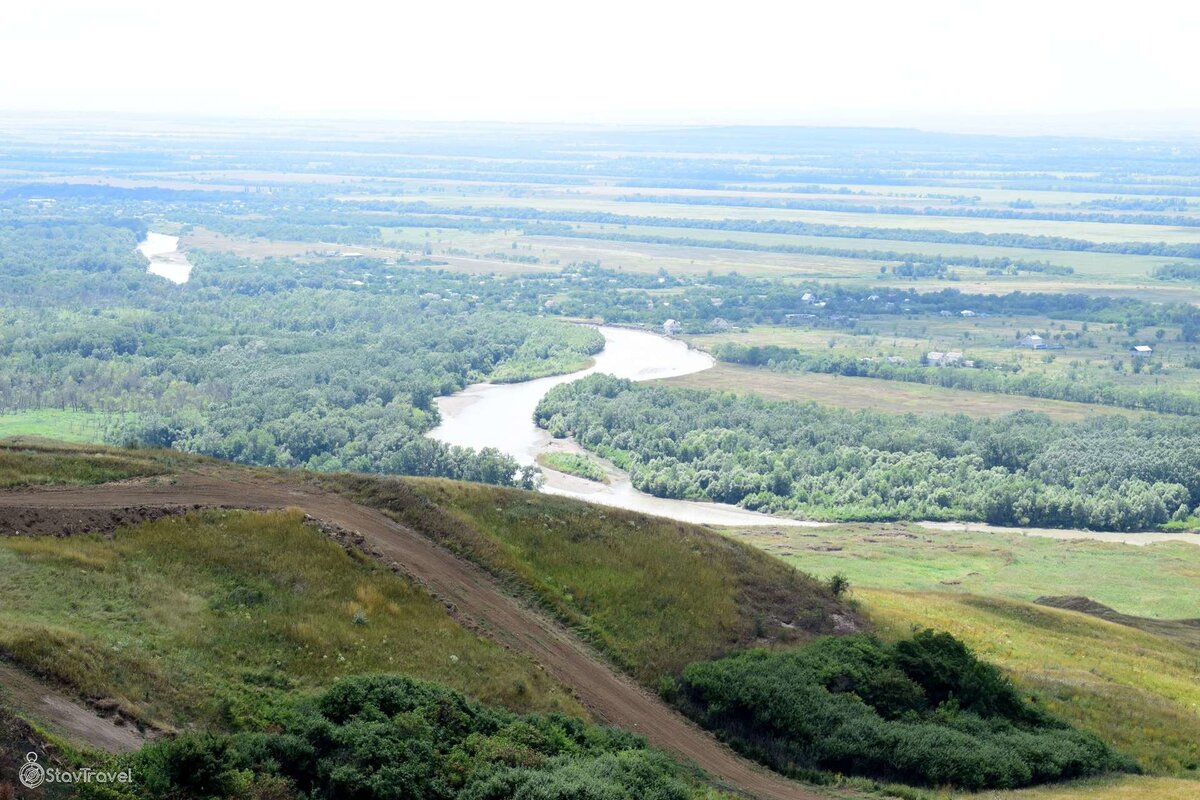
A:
101;675;730;800
863;590;1200;776
323;474;860;684
677;631;1135;790
0;508;580;731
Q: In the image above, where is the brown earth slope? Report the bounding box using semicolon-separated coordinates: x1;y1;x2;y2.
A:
0;473;824;800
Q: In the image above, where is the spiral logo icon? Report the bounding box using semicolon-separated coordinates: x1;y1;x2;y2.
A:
19;752;45;788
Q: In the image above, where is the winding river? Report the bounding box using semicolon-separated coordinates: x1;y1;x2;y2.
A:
428;326;816;526
138;232;193;283
428;326;1200;544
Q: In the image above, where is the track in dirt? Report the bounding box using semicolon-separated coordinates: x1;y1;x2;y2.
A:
0;663;147;754
0;474;823;800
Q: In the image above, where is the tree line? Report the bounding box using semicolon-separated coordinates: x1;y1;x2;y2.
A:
714;342;1200;416
535;374;1200;530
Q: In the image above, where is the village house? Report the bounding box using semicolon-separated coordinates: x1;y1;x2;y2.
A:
1021;334;1047;349
1130;344;1153;356
927;351;963;366
663;319;682;335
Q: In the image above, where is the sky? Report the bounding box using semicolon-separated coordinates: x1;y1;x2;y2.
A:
3;1;1198;131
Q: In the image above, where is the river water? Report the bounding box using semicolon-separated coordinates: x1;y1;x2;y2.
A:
428;326;816;526
427;325;1200;543
138;232;193;283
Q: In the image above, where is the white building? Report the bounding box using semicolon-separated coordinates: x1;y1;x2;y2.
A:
928;351;963;366
1021;335;1046;349
663;319;682;335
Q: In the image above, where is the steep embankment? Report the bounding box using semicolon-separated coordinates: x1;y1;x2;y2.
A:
0;454;844;799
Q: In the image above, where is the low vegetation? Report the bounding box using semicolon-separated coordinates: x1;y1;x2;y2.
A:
1035;595;1200;649
0;439;171;487
986;775;1200;800
0;509;580;731
713;341;1200;417
322;474;859;684
678;630;1133;790
537;451;607;482
731;522;1200;619
656;363;1122;421
0;409;128;443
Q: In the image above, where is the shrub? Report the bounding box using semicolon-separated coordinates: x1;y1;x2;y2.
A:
678;631;1135;790
119;675;713;799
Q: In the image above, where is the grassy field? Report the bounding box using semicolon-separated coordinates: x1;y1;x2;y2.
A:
862;590;1200;776
324;474;858;684
655;363;1126;420
0;439;174;488
0;509;581;732
0;410;126;444
981;775;1200;800
410;193;1200;245
537;450;608;481
685;317;1200;399
728;523;1200;619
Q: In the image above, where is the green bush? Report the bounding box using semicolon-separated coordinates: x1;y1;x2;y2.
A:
678;631;1136;790
111;675;713;799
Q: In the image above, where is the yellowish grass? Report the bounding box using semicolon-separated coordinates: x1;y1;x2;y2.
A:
0;509;582;730
967;775;1200;800
861;589;1200;775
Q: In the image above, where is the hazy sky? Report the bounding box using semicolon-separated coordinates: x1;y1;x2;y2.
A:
4;1;1197;127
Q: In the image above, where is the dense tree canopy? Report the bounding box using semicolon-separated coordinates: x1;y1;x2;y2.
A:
536;375;1200;529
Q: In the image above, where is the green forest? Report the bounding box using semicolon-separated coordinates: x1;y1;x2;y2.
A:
535;374;1200;529
0;215;602;487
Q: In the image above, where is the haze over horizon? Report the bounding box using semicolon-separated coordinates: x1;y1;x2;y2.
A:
4;1;1198;138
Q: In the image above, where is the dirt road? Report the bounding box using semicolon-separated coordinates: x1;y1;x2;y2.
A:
0;475;823;800
0;663;147;754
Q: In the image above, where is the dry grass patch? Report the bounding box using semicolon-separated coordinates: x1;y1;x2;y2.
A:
862;589;1200;776
0;509;580;732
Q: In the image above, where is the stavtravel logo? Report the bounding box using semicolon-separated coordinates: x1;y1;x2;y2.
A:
17;753;42;789
16;752;133;789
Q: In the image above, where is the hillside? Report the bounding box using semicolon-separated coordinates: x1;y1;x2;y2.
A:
321;473;860;683
0;439;849;799
863;590;1200;776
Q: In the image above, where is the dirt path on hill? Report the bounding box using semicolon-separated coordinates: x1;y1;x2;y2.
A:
0;475;824;800
0;663;147;754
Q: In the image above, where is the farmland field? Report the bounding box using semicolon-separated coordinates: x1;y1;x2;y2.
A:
656;362;1132;419
5;120;1200;800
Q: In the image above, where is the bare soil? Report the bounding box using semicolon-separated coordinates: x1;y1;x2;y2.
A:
0;473;824;799
0;663;147;754
0;503;211;537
